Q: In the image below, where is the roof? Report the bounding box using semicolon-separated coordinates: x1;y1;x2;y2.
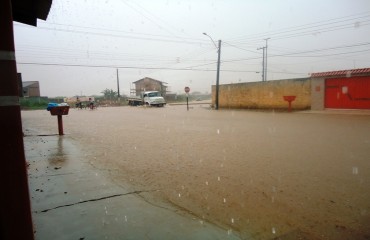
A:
311;68;370;78
143;91;160;93
12;0;53;26
133;77;168;85
22;81;39;87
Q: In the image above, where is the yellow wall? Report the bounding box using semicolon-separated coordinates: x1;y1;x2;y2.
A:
212;78;311;110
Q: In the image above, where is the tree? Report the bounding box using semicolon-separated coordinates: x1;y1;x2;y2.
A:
101;89;117;100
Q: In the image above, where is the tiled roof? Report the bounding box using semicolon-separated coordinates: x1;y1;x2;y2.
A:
311;68;370;78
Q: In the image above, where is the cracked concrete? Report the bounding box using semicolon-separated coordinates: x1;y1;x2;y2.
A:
24;129;241;240
37;190;145;213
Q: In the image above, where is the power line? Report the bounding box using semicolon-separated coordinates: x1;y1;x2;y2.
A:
230;20;370;44
271;42;370;56
226;11;370;43
14;24;210;46
15;46;219;70
121;0;181;39
278;48;370;58
18;61;303;76
223;42;260;54
16;40;370;71
17;61;260;73
219;42;370;63
14;15;370;68
34;22;207;43
270;21;370;41
15;43;216;63
127;0;193;39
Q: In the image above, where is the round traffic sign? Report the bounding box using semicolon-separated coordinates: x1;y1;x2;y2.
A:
184;86;190;93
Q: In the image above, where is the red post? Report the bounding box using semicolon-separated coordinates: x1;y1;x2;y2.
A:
283;96;296;113
0;1;35;239
57;115;64;135
288;101;292;112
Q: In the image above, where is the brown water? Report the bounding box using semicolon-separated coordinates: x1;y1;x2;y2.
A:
22;106;370;239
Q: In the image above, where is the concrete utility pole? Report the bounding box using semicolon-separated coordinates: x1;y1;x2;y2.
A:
264;38;270;81
203;33;221;110
116;68;120;98
215;39;221;110
257;46;266;81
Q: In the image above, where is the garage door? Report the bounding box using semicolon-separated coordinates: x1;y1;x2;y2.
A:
325;76;370;109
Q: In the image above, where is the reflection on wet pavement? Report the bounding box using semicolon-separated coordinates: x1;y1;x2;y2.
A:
23;120;242;240
48;137;67;167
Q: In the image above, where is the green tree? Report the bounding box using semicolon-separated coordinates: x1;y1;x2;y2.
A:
101;89;117;100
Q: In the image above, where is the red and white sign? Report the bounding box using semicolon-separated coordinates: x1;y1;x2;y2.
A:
184;86;190;93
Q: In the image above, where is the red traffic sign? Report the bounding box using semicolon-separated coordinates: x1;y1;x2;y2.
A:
184;86;190;93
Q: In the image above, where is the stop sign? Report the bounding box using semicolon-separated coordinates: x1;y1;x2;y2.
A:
184;86;190;93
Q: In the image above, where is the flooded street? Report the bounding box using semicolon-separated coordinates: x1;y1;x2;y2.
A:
22;106;370;239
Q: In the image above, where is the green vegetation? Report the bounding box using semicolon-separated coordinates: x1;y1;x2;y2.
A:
101;88;118;100
20;97;49;110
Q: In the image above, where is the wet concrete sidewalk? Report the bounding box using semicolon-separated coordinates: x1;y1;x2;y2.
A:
24;130;241;240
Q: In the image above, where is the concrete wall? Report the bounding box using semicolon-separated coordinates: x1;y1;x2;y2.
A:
23;82;40;97
212;78;311;110
311;77;325;110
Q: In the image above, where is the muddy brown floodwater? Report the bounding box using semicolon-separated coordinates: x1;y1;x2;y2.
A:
22;105;370;239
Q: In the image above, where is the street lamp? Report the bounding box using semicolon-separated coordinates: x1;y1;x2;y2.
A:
203;33;221;110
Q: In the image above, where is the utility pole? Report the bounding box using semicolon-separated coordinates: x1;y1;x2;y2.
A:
215;39;221;110
257;46;266;81
116;68;120;99
203;33;221;110
264;38;270;81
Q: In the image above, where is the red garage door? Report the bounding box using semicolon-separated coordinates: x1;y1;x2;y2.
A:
325;76;370;109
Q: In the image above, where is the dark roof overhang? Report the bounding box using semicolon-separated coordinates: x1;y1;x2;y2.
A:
12;0;52;26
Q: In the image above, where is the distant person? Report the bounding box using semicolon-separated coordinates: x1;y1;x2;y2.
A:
76;97;82;109
89;97;95;109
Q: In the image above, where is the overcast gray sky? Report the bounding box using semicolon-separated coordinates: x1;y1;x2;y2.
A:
13;0;370;97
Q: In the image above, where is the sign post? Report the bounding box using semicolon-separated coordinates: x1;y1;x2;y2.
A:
184;86;190;111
